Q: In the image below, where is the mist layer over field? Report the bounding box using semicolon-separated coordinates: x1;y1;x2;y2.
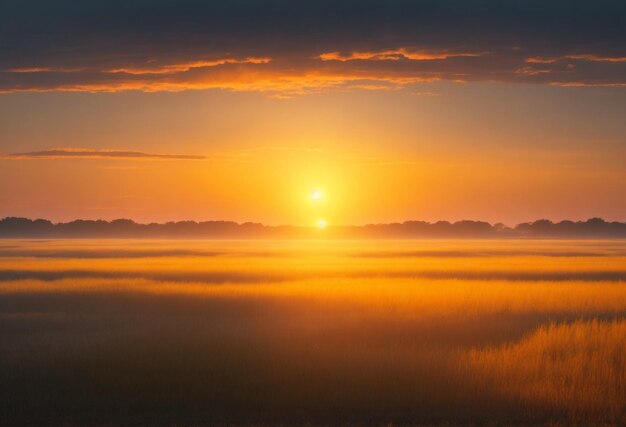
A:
1;240;625;426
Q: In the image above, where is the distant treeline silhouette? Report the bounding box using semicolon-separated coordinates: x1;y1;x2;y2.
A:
1;217;625;238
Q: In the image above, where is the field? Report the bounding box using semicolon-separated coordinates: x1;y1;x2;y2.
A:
1;239;625;426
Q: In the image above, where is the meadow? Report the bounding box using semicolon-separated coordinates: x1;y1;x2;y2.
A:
1;239;625;426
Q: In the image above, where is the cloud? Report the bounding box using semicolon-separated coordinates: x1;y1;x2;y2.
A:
3;149;207;160
104;57;271;75
527;54;626;64
319;49;485;62
0;62;441;96
0;1;624;94
549;81;626;88
5;67;85;73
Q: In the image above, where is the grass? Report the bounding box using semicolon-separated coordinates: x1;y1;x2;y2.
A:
0;239;625;425
462;320;626;423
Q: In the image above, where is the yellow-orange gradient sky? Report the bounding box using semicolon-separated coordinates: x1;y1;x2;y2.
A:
0;1;625;225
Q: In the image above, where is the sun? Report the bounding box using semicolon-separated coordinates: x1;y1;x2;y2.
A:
316;219;328;229
311;189;324;202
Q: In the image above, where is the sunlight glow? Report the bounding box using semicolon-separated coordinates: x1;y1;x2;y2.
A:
311;190;324;202
316;219;328;229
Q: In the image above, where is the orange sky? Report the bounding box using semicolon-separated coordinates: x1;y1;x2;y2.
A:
1;1;625;225
1;83;624;226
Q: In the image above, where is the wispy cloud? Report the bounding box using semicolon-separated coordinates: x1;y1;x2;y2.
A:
4;67;85;73
527;54;626;64
3;148;207;160
319;49;486;62
103;57;271;75
549;82;626;88
0;66;440;97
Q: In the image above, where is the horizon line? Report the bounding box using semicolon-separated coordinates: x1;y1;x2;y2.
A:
1;216;626;240
2;215;626;228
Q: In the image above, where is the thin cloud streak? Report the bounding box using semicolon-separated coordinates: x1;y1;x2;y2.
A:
103;57;271;75
3;149;207;161
319;49;486;62
527;54;626;64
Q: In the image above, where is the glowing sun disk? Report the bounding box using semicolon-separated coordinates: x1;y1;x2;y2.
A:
311;190;324;202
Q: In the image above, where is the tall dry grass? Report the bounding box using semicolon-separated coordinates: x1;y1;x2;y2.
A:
460;320;626;423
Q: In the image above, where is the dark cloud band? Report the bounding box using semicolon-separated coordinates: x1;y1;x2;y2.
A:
0;1;624;94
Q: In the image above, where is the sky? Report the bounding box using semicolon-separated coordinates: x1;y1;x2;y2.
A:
0;0;625;226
